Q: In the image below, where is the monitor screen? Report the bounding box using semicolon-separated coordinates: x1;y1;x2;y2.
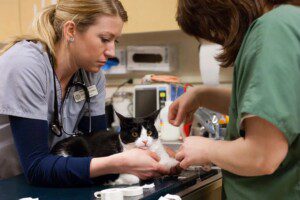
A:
135;88;157;117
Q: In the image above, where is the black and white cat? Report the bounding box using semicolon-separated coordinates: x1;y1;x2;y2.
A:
50;110;178;185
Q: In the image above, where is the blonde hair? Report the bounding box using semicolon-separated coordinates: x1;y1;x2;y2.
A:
0;0;128;57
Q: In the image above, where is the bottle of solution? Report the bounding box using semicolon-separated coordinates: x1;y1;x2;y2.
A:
160;101;181;141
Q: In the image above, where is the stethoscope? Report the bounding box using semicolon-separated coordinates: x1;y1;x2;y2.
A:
48;52;92;137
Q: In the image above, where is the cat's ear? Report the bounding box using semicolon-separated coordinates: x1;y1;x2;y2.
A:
147;109;161;121
115;111;126;121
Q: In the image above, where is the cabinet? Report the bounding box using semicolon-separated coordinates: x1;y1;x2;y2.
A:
19;0;53;35
121;0;179;34
179;174;223;200
19;0;180;35
0;0;180;43
0;0;55;43
0;0;21;42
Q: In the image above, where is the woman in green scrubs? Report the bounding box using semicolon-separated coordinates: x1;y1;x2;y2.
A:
169;0;300;199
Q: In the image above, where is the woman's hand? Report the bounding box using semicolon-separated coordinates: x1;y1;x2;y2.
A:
175;136;212;169
168;87;203;126
168;86;232;125
119;149;169;180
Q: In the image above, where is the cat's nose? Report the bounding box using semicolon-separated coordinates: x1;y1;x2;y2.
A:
142;140;148;145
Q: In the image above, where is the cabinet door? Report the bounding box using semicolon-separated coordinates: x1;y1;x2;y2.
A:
17;0;179;36
121;0;179;34
19;0;53;35
0;0;21;42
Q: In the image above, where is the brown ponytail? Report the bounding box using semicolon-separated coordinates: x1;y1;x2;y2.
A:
176;0;300;68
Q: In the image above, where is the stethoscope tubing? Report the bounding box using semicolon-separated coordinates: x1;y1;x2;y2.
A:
48;51;92;137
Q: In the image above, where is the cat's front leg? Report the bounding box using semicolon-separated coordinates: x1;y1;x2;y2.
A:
159;157;179;170
150;140;179;170
109;174;140;186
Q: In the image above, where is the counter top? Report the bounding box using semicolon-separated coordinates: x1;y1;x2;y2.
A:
0;170;221;200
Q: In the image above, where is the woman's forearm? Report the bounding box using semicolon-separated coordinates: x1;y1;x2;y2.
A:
205;116;289;177
90;153;124;178
207;138;277;176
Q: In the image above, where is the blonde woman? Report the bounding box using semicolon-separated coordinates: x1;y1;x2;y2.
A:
169;0;300;199
0;0;168;186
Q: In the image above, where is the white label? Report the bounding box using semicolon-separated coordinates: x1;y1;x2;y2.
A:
73;85;98;103
88;85;98;98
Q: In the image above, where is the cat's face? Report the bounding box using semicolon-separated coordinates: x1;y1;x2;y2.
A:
116;110;160;150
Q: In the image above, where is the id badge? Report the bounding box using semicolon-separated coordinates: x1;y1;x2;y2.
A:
73;85;99;103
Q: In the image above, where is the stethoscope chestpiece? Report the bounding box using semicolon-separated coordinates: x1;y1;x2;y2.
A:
51;124;62;137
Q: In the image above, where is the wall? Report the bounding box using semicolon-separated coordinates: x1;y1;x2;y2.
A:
105;30;233;99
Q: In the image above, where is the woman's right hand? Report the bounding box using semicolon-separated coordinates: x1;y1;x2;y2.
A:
168;86;203;126
118;148;169;180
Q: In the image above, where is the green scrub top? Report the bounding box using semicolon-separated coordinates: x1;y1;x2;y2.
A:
223;5;300;200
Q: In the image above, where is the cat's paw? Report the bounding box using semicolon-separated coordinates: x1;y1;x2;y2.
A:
109;174;140;186
160;157;179;170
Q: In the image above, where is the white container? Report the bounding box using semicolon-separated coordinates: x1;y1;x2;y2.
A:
160;101;181;141
94;188;123;200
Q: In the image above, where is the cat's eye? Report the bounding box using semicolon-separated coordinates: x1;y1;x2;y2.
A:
132;132;139;137
147;131;152;136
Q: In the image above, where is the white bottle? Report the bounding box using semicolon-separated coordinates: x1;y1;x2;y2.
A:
160;101;181;141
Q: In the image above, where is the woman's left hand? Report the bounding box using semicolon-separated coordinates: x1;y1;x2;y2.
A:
175;136;212;169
